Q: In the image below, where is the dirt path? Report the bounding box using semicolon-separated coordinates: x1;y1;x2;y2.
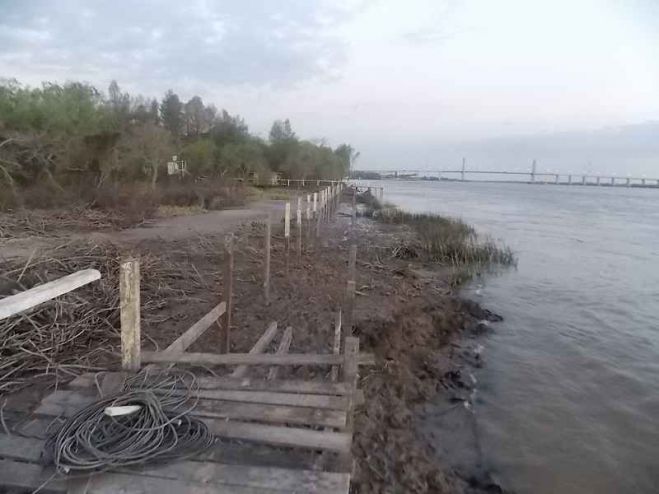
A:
0;200;285;259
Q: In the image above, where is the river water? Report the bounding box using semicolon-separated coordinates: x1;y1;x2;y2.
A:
367;180;659;494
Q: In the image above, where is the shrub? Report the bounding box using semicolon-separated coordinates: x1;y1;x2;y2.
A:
374;206;516;267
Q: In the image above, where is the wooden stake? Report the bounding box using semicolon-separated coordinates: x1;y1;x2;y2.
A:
264;214;271;305
296;197;302;259
284;202;291;272
222;233;234;353
351;189;356;227
344;244;357;335
331;310;342;382
120;259;140;371
313;192;318;217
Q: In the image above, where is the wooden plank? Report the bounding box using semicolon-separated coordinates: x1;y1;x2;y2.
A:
143;351;338;366
120;259;141;371
268;327;293;380
142;351;374;367
130;461;350;494
0;433;44;462
0;269;100;320
0;433;350;494
0;459;65;492
232;321;279;378
70;373;352;395
188;388;348;410
206;420;352;453
66;471;290;494
0;457;346;494
338;336;360;471
163;302;226;354
34;390;347;428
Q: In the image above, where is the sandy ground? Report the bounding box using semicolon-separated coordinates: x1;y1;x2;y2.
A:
0;200;285;260
0;196;505;493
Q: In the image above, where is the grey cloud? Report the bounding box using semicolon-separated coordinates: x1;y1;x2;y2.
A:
0;0;349;87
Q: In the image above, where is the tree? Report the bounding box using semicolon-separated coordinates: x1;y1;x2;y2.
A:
119;123;174;189
219;139;269;179
181;138;217;176
267;119;298;172
210;110;249;148
269;119;296;142
107;80;130;127
184;96;205;137
334;144;359;178
160;90;183;137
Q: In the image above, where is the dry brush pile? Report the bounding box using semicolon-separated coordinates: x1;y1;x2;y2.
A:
0;240;221;397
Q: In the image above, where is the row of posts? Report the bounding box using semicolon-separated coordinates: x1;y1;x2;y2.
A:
119;182;356;367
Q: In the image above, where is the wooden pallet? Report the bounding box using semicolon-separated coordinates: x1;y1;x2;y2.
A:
0;324;366;493
0;372;354;493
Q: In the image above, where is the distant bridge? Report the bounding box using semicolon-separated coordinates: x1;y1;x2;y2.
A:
355;160;659;187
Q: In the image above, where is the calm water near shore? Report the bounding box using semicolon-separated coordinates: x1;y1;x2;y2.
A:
369;180;659;494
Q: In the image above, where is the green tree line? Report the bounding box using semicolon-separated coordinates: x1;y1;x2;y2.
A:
0;79;358;197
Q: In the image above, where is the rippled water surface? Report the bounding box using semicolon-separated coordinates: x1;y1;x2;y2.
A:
373;180;659;494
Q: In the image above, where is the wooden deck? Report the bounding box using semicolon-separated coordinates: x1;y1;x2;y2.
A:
0;314;367;493
0;369;356;493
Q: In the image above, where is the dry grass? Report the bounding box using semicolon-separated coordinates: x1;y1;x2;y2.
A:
0;240;219;396
356;190;516;268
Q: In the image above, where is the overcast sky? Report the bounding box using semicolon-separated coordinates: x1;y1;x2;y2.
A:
2;0;659;175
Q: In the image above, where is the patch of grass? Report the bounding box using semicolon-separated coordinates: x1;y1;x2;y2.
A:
373;206;516;267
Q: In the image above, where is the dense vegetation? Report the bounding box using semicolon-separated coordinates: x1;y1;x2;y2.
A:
0;79;358;210
357;191;516;268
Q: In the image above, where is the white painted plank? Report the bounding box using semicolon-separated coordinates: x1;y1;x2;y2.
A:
0;269;100;320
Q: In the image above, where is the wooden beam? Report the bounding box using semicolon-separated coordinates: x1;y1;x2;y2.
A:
338;336;360;471
0;459;65;493
120;260;140;371
0;269;100;320
232;321;278;378
70;373;353;395
187;388;348;410
268;326;293;380
163;302;226;354
34;390;347;428
0;436;350;494
205;420;352;453
141;351;375;367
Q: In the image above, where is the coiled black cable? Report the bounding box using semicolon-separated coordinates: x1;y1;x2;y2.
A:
43;369;214;473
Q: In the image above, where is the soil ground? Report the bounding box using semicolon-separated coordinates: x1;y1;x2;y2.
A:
0;193;505;493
